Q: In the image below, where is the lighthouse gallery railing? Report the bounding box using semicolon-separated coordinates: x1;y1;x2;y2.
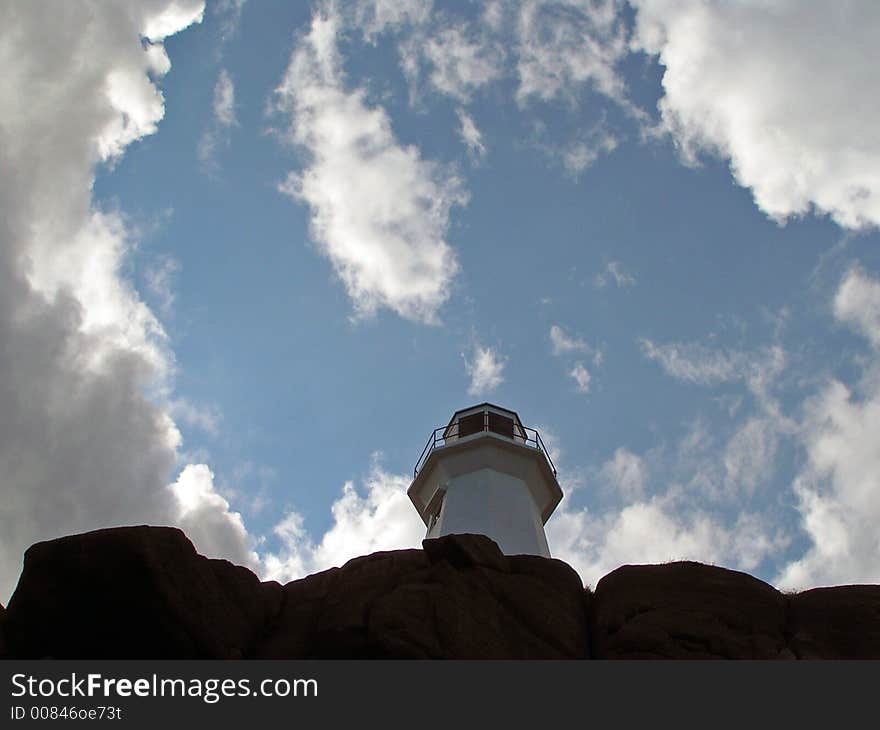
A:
413;417;557;478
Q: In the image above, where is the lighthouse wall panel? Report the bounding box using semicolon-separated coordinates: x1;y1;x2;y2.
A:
428;468;551;557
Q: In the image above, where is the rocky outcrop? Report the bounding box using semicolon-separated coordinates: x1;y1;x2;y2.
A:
1;526;879;659
2;526;282;658
592;562;791;659
787;586;880;659
254;533;588;658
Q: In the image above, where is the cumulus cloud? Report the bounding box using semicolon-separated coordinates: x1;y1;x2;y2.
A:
631;0;880;229
539;404;792;587
637;272;880;589
250;419;783;591
547;495;784;588
464;343;506;396
777;266;880;588
541;410;785;584
275;7;466;323
834;265;880;347
169;464;258;569
262;456;423;582
0;0;269;602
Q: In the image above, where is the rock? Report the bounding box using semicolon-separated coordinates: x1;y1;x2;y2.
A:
254;549;428;658
5;526;880;659
592;561;790;659
3;526;282;658
787;586;880;659
0;601;6;659
422;532;509;572
254;534;588;659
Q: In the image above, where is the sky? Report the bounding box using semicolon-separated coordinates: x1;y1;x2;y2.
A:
2;0;880;603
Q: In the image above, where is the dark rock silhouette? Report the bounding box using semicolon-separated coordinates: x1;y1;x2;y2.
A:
788;586;880;659
0;601;6;659
1;526;878;659
254;533;587;658
592;562;791;658
2;526;282;659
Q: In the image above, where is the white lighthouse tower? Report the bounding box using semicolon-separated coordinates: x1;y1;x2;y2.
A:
408;403;562;557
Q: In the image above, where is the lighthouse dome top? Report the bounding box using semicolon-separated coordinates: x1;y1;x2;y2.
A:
443;402;527;442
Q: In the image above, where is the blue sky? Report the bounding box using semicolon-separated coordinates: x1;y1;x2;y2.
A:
3;0;880;601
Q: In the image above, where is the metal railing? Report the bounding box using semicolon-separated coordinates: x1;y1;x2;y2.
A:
413;415;557;478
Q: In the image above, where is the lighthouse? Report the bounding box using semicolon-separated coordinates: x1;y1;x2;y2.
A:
408;403;562;557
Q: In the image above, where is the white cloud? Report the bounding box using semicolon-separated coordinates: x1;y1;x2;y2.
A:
559;132;618;176
515;0;630;106
549;324;588;355
640;336;793;504
547;495;782;588
212;68;237;127
640;339;786;392
198;68;237;171
640;339;740;384
257;438;781;592
834;265;880;347
638;268;880;589
262;456;423;582
569;362;591;393
778;377;880;589
595;259;635;288
531;115;621;177
353;0;433;41
169;398;222;436
777;266;880;588
275;7;466;323
551;325;598;393
599;447;646;500
169;464;259;570
414;22;504;102
144;255;180;317
214;0;247;44
141;1;204;42
457;108;486;160
544;414;790;587
631;0;880;229
722;417;778;498
0;0;270;602
464;343;505;396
